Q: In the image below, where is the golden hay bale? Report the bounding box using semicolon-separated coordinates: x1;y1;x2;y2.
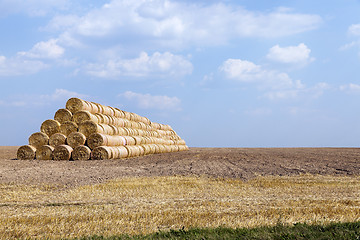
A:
150;122;161;130
123;136;136;145
87;133;108;149
137;145;145;156
66;98;93;113
53;145;73;161
17;145;36;160
99;124;115;135
158;144;167;153
114;108;125;118
125;145;142;157
49;133;67;147
72;145;91;161
91;146;112;160
87;133;126;149
132;136;143;145
141;144;151;155
40;119;61;137
116;146;129;158
67;132;86;148
73;110;98;125
90;101;101;112
28;132;49;148
36;145;54;160
117;127;128;136
176;139;186;145
54;108;73;124
178;145;189;151
60;121;78;136
112;117;125;127
123;111;131;120
78;120;102;137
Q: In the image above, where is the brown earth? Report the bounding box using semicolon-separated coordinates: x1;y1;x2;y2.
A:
0;146;359;187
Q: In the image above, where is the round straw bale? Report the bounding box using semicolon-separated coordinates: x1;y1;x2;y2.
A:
36;145;54;160
87;133;108;149
40;119;61;137
72;145;91;161
66;98;92;113
73;110;98;125
112;117;125;127
137;145;145;156
95;113;108;124
91;146;112;160
53;145;73;161
108;106;118;117
67;132;86;148
125;145;141;157
141;144;151;155
99;124;113;135
132;136;143;145
28;132;49;148
117;127;128;136
60;121;78;136
78;120;102;137
102;106;114;116
109;125;119;135
116;146;129;158
49;133;67;147
17;145;36;160
176;139;186;145
114;108;125;118
123;136;136;145
54;108;73;124
90;102;101;113
123;111;131;120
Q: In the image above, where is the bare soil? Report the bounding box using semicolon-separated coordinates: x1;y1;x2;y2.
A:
0;146;359;187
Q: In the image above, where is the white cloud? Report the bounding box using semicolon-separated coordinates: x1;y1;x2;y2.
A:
18;39;65;59
85;51;193;78
218;58;333;100
219;58;299;90
0;39;66;77
349;24;360;36
340;83;360;93
0;89;88;107
264;82;330;100
0;55;48;76
341;23;360;53
120;91;181;111
51;1;322;50
266;43;314;64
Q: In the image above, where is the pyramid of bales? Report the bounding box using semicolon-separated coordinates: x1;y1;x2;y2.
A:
17;98;188;161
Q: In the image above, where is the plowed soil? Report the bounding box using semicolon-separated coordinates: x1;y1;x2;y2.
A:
0;146;359;187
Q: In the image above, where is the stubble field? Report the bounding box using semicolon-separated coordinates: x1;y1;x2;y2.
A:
0;146;359;239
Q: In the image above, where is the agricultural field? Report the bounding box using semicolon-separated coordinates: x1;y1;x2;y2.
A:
0;146;360;239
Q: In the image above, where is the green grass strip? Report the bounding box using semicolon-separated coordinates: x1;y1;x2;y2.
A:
74;221;360;240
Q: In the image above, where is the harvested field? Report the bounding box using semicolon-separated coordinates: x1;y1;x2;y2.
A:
1;146;360;187
0;146;360;239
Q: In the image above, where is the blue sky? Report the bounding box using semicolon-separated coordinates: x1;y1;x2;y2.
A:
1;0;360;147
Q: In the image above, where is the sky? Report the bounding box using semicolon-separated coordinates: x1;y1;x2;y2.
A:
1;0;360;147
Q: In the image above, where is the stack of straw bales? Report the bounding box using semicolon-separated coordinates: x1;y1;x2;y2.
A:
17;98;189;160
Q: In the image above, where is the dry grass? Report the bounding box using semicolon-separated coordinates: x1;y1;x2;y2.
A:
0;174;359;239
